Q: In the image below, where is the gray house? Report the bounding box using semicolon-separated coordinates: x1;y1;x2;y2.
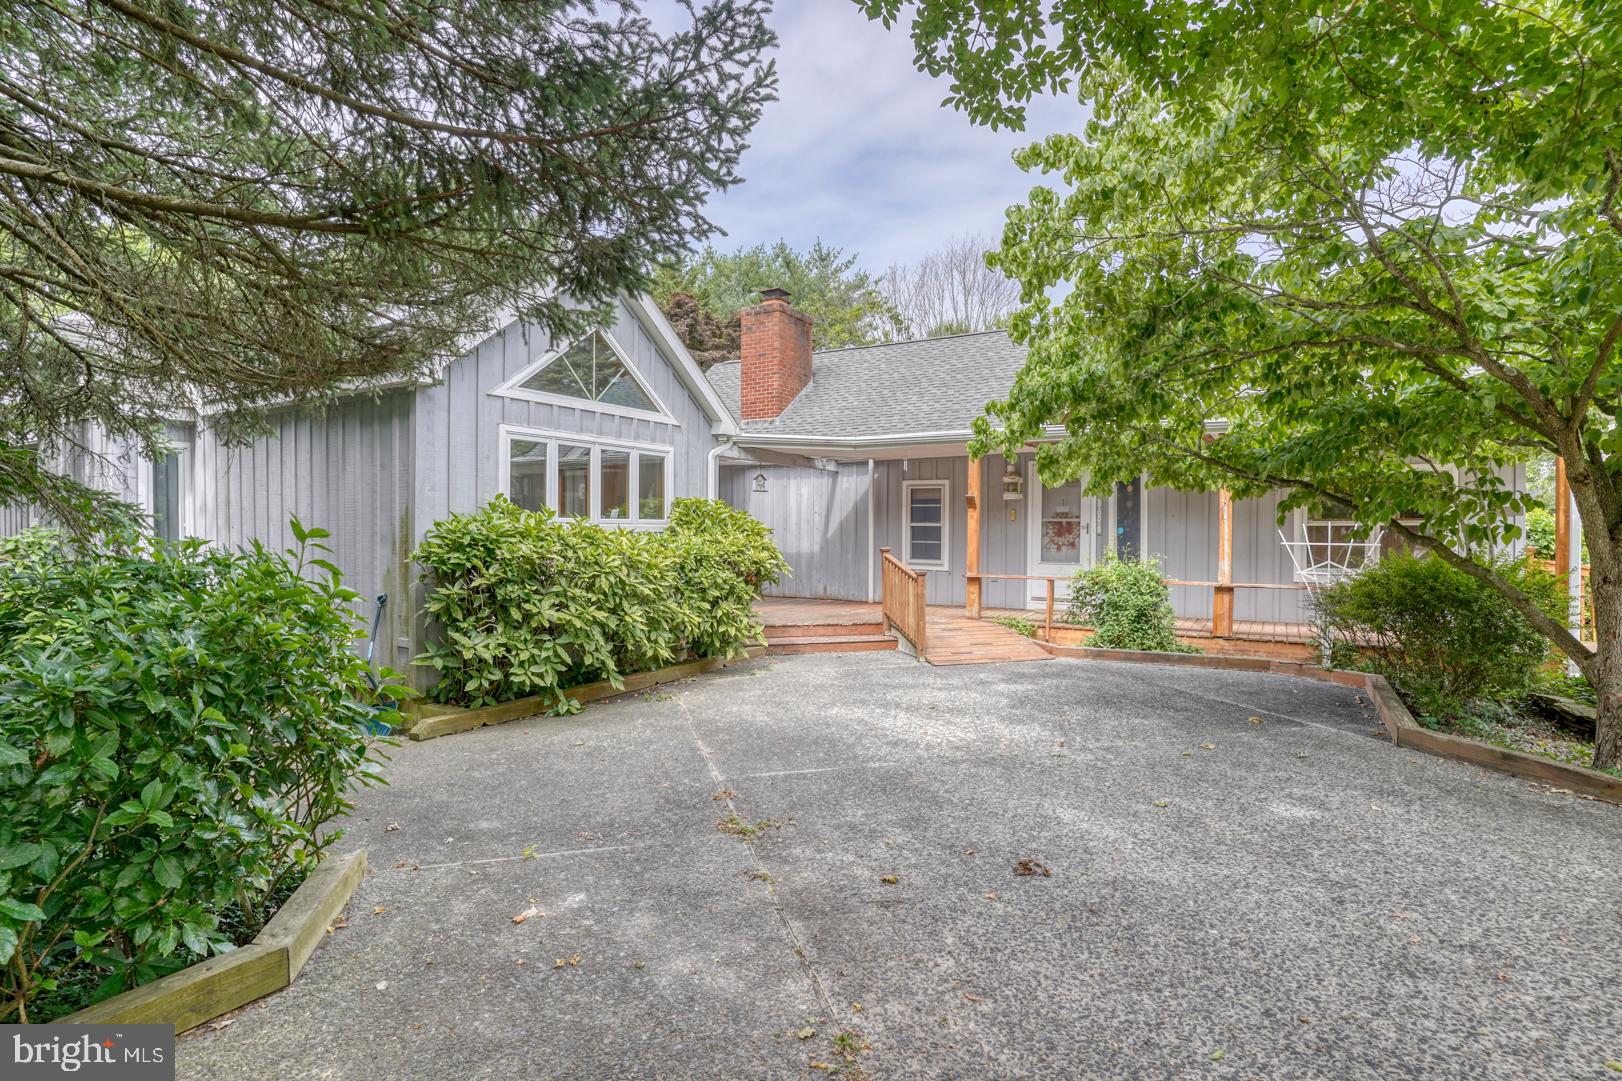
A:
705;290;1526;631
3;287;1524;664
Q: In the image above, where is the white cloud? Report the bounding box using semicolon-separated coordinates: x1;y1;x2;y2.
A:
661;0;1085;271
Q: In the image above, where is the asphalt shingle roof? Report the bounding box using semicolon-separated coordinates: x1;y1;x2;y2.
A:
703;329;1026;439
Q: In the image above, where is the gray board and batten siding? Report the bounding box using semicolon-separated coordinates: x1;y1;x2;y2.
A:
1;298;725;680
722;456;1527;624
405;297;723;672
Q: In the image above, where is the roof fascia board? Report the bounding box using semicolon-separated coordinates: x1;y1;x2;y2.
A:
625;293;738;434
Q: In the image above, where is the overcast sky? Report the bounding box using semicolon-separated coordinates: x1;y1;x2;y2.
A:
673;0;1083;272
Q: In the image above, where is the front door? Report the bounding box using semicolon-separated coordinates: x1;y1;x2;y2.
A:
1026;464;1107;609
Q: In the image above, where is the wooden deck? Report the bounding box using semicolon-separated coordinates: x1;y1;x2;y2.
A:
1175;616;1317;644
921;606;1051;665
757;597;1324;664
755;597;1049;666
755;597;887;628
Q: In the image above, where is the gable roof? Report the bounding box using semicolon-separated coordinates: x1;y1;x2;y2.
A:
704;329;1026;443
431;293;737;433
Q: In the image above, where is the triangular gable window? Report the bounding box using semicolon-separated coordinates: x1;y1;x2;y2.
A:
518;332;658;413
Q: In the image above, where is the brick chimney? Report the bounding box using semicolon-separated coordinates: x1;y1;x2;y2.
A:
739;287;812;421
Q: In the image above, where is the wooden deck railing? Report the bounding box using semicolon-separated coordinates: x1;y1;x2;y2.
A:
966;572;1307;639
880;547;928;659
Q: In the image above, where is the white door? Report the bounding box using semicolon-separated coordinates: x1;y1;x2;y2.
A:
1025;464;1107;609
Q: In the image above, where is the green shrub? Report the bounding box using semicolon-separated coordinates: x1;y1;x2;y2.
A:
413;496;787;708
1313;552;1562;716
1524;506;1555;557
1064;554;1193;652
990;615;1037;638
0;523;400;1022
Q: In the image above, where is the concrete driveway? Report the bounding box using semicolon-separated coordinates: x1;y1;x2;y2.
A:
179;653;1622;1080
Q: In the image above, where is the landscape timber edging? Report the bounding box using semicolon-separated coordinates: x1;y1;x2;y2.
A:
1037;640;1622;805
58;849;366;1032
405;645;767;741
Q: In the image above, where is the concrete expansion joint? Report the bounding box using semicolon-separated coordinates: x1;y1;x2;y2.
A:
678;698;843;1025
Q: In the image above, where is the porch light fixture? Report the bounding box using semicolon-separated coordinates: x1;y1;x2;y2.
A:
752;472;768;493
1001;464;1024;501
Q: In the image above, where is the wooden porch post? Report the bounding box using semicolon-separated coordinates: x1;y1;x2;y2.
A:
965;456;982;619
1213;488;1235;638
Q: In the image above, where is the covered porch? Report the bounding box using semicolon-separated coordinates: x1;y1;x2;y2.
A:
723;447;1318;646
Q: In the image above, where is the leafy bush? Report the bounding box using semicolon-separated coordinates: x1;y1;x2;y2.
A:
0;523;400;1021
1524;506;1555;557
1314;552;1562;716
413;496;787;708
990;615;1036;638
1064;554;1193;653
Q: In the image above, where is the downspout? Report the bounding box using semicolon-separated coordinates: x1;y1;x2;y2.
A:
866;458;877;602
707;438;737;500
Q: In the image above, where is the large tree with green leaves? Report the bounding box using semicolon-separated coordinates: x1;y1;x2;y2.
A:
1;0;774;530
859;1;1622;768
652;238;893;363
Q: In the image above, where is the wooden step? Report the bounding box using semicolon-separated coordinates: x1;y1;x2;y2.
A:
766;633;897;655
764;621;886;640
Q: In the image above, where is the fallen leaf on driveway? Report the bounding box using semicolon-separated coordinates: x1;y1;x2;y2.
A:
712;790;736;800
1200;743;1216;750
1152;800;1170;808
1248;716;1263;725
880;875;899;885
373;906;386;915
1298;1015;1312;1024
1012;859;1051;877
796;1027;816;1040
385;821;400;832
1209;1049;1225;1062
963;993;983;1003
983;892;998;900
569;955;581;966
511;907;541;924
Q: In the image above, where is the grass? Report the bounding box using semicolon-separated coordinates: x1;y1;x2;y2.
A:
716;813;779;840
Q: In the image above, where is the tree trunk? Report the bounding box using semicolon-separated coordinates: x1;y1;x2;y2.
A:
1584;553;1621;772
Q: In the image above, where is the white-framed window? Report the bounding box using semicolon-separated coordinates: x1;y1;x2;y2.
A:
499;425;671;525
903;480;949;569
1288;508;1387;580
150;451;184;542
492;329;673;424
